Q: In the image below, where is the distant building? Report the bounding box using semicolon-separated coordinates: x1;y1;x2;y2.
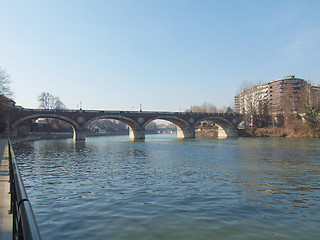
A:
268;75;306;114
234;95;239;113
0;95;15;109
235;75;318;116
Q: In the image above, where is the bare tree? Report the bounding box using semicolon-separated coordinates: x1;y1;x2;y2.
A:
0;67;13;97
185;102;218;113
237;80;271;131
298;84;320;137
277;81;320;137
0;68;14;134
38;92;67;128
239;88;259;130
237;80;255;94
53;97;66;109
38;92;55;109
38;92;66;110
225;106;234;114
0;68;15;134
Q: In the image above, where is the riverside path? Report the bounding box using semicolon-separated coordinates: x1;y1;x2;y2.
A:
0;139;12;239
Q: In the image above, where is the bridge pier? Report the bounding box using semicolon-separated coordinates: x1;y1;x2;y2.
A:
225;127;239;137
217;126;238;138
177;127;195;139
129;127;145;140
73;128;86;141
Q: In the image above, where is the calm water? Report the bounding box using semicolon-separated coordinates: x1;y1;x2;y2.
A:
14;135;320;240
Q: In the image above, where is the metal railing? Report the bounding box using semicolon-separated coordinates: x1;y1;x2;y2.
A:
8;139;42;240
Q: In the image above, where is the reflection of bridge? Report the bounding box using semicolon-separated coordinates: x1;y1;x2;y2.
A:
10;109;241;141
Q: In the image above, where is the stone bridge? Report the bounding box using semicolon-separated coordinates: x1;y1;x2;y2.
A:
10;109;241;141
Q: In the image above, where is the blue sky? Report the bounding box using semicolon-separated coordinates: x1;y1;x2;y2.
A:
1;0;320;111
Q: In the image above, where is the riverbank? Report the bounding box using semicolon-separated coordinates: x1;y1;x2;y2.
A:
195;129;218;137
195;127;319;138
242;127;319;138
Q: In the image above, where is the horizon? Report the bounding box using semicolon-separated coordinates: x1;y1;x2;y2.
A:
1;0;320;111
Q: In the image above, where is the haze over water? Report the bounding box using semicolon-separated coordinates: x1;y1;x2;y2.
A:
14;135;320;240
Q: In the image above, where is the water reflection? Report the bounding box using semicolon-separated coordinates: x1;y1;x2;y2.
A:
73;141;86;152
236;138;320;224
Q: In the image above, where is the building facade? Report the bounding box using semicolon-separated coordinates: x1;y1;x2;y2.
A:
235;75;311;116
236;82;269;115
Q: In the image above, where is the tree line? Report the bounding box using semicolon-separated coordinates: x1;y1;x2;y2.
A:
184;102;234;114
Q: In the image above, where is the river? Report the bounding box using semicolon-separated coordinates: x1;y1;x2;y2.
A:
13;135;320;240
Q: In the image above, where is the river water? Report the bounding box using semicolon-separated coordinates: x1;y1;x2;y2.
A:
13;135;320;240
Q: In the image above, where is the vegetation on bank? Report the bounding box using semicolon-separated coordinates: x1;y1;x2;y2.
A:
241;90;320;138
241;127;311;138
243;123;319;138
0;67;14;136
196;125;319;139
189;99;320;138
238;79;320;138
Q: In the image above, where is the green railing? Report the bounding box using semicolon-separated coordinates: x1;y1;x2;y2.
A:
8;139;42;240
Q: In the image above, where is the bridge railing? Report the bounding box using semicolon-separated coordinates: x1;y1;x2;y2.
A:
8;138;42;240
15;108;239;116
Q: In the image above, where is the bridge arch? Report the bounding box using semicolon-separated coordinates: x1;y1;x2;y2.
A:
143;116;194;139
143;115;191;129
10;113;82;140
194;116;238;138
83;115;140;129
83;115;142;140
11;113;80;130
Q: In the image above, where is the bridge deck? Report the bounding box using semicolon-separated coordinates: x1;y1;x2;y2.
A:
15;108;238;116
0;139;12;240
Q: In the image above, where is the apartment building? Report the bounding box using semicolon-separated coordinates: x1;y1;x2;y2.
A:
235;82;269;115
268;75;306;114
235;75;308;115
